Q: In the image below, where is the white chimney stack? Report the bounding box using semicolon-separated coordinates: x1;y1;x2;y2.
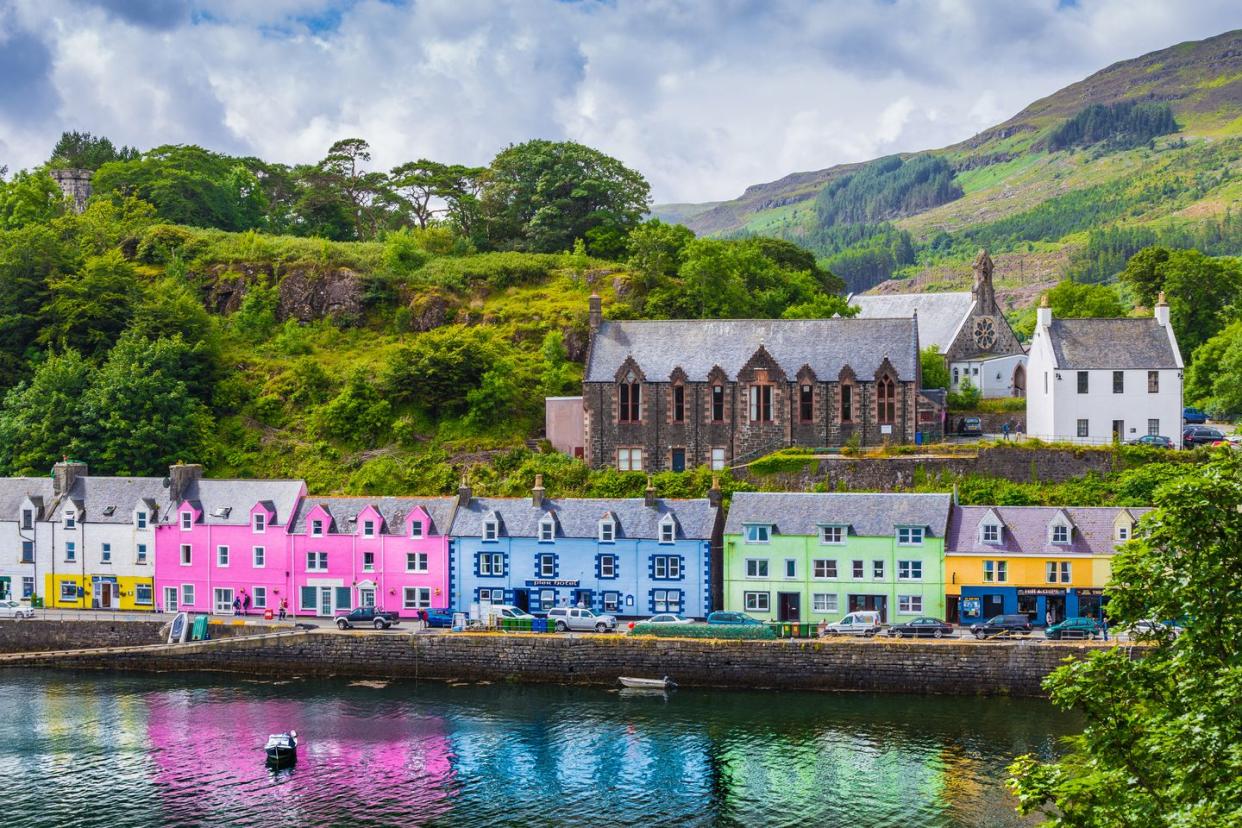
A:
1036;294;1052;328
1154;291;1170;327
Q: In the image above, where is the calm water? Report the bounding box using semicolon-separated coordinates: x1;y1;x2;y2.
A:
0;670;1074;827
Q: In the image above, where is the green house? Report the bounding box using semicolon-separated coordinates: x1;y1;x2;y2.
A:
722;492;952;624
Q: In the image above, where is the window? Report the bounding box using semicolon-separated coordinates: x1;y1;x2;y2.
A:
182;584;195;607
362;520;375;537
840;384;853;422
101;543;112;563
617;448;643;471
65;541;76;562
599;555;617;578
1148;419;1160;436
820;525;844;544
1113;371;1124;394
983;559;1007;583
217;545;229;567
982;523;1001;543
21;541;33;563
897;527;924;546
1076;419;1089;438
1051;524;1070;544
534;553;554;577
1046;561;1072;583
253;513;266;532
710;447;726;471
619;379;641;422
784;559;796;578
659;520;675;544
877;376;896;424
22;577;34;599
404;587;432;609
1077;371;1089;394
60;581;78;601
599;519;615;543
252;587;267;609
410;521;424;539
478;552;504;576
898;560;922;580
252;546;265;567
306;551;328;571
812;593;838;613
406;552;428;572
799;384;813;422
653;556;682;579
136;512;147;529
363;551;375;571
1148;371;1159;393
745;559;769;578
812;559;837;579
711;385;724;421
653;589;681;613
483;519;499;541
602;592;621;612
64;511;76;529
136;544;148;564
538;588;555;607
872;560;885;579
180;512;193;530
21;509;32;530
214;588;235;614
898;595;923;614
539;518;555;542
180;544;192;565
744;524;771;544
749;385;773;423
1117;524;1130;541
744;591;770;612
672;385;685;422
852;560;864;579
311;519;324;537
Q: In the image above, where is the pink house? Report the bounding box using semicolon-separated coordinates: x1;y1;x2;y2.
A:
154;465;306;616
288;497;454;618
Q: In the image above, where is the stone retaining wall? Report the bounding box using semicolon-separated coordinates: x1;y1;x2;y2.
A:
7;628;1120;697
0;619;281;653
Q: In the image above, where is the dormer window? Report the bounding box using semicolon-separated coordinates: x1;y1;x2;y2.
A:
410;521;424;539
897;527;924;546
136;511;148;530
1049;520;1072;545
483;517;499;542
253;513;266;533
21;509;33;530
312;519;324;536
745;525;771;544
180;511;192;530
539;516;555;543
981;523;1002;544
64;510;76;529
363;520;375;537
659;516;676;544
1117;524;1130;541
820;525;845;545
599;519;616;543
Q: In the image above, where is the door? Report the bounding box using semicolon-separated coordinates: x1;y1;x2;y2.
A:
1045;595;1066;626
319;587;333;617
848;594;887;623
572;589;593;609
945;595;959;624
214;588;234;614
671;449;686;472
359;588;375;608
98;582;113;609
513;589;530;613
777;592;801;622
1112;420;1124;441
163;587;178;613
1012;364;1026;397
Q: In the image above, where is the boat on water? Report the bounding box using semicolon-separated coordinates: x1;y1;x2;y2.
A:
618;676;677;690
264;731;298;765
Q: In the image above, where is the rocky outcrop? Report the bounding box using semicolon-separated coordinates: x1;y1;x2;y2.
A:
278;267;365;323
407;292;453;332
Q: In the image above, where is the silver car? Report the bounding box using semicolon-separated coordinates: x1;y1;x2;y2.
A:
546;607;617;633
0;600;35;620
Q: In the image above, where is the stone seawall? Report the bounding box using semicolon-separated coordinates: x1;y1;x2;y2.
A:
0;619;281;653
5;628;1117;697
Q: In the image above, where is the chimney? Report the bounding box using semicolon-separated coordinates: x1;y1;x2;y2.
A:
1154;291;1170;327
1036;294;1052;328
644;476;657;508
52;460;88;497
457;476;472;508
168;462;203;504
707;475;723;509
532;474;545;507
588;293;602;331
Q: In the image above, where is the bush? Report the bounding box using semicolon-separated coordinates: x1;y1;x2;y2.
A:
629;623;776;640
136;224;206;264
413;251;562;290
947;377;981;410
749;448;818;475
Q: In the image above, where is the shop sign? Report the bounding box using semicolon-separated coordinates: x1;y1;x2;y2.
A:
1017;588;1066;597
960;596;982;617
1075;588;1105;596
526;579;579;587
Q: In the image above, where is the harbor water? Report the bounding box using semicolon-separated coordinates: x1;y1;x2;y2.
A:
0;670;1075;827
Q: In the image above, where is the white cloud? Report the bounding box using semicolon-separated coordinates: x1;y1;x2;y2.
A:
0;0;1238;203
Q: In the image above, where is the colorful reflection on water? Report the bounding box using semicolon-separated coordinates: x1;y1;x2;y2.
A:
0;670;1074;827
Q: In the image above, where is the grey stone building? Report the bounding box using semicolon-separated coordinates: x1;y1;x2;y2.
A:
581;297;928;471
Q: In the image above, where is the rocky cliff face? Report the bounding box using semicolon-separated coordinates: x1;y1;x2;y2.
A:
202;263;366;323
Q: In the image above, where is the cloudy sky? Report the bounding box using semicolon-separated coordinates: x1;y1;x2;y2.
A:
0;0;1238;203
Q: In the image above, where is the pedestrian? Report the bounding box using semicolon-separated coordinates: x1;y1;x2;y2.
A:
1002;421;1010;441
278;597;288;621
1045;608;1053;627
1100;614;1109;641
243;592;252;617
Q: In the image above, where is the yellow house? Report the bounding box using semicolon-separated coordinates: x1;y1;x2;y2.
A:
44;574;157;612
945;506;1148;626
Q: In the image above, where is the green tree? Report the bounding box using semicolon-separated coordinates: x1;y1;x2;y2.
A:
1118;246;1169;308
781;294;857;319
540;330;576;396
381;326;499;415
299;138;391;241
1044;280;1127;318
1185;319;1242;418
0;349;92;474
1160;250;1242;357
0;170;65;230
229;281;280;342
920;345;951;389
40;250;140;357
626;219;694;297
0;224;73;383
1009;456;1242;827
312;369;392;445
48;131;138;170
129;275;222;400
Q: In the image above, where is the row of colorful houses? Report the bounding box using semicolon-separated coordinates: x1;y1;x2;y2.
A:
0;462;1145;624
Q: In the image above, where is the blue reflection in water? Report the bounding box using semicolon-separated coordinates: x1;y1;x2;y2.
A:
0;671;1073;827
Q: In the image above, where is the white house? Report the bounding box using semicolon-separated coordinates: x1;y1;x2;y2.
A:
1026;294;1183;446
0;477;55;603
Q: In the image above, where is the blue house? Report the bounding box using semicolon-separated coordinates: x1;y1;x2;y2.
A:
449;477;722;619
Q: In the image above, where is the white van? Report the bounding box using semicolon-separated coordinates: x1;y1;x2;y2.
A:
825;611;882;637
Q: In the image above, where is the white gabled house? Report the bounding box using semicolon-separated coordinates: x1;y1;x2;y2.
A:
1026;293;1184;447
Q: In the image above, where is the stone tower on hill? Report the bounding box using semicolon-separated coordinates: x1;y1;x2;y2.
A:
50;168;92;214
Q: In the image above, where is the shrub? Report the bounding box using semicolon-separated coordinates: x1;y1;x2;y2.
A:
413;251;562;290
629;623;776;640
137;224;206;264
749;448;817;475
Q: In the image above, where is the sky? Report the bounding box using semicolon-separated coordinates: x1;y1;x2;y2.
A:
0;0;1238;204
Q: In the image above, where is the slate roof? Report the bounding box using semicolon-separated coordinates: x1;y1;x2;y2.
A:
584;318;919;382
0;478;55;521
61;477;171;523
451;497;718;541
850;292;976;352
175;479;305;527
1046;318;1180;369
723;492;953;538
947;506;1152;556
291;496;456;535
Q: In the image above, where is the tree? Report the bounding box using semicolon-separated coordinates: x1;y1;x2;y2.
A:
301;138;391;241
129;275;222;401
0;349;92;474
626;219;695;297
381;326;500;415
747;236;845;294
920;345;950;389
40;250;141;358
0;170;65;230
388;159;460;229
312;369;392;445
479;140;651;253
1009;456;1242;827
781;294;857;319
1185;319;1242;418
1118;246;1168;308
48;131;138;170
0;224;73;383
1043;280;1127;318
1159;250;1242;357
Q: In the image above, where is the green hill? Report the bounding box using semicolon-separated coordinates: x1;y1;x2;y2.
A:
653;29;1242;301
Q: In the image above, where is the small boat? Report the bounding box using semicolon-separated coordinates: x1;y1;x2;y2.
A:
618;676;677;690
264;730;298;765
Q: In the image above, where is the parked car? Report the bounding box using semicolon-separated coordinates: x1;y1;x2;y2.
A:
425;608;456;628
1183;425;1225;448
825;611;883;636
546;607;617;633
1044;617;1101;640
1128;434;1174;449
0;600;34;620
1182;406;1208;424
483;605;536;622
1210;436;1242;450
886;617;954;639
335;607;400;630
645;614;695;625
958;416;983;436
706;611;764;626
970;614;1033;639
1129;618;1184;639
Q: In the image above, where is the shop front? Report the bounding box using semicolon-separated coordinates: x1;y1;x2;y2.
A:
956;585;1105;625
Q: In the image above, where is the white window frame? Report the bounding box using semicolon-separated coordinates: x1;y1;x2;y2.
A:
659;517;675;544
363;551;375;572
180;511;193;531
213;587;235;614
652;589;681;613
538;553;556;577
136;511;148;529
539;518;555;543
872;560;885;580
181;584;194;607
311;519;324;537
479;552;504;576
598;519;615;543
180;544;192;566
851;560;864;579
819;525;845;545
710;447;726;471
617;447;643;471
134;583;153;605
981;523;1001;544
898;595;923;615
745;558;769;579
306;551;328;572
483;519;499;542
101;543;112;563
64;510;76;529
744;524;771;544
217;545;230;567
1046;561;1072;584
252;587;267;609
362;520;376;538
404;587;432;609
410;521;424;539
60;580;78;601
812;559;837;579
897;560;922;581
1050;523;1071;545
897;526;924;546
136;544;148;564
65;541;76;562
599;555;617;578
1117;524;1130;541
784;559;797;578
744;591;770;612
253;546;265;567
253;512;266;533
406;552;428;572
812;593;838;613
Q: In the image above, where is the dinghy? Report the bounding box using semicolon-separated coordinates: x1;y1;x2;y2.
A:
618;676;676;690
264;730;298;765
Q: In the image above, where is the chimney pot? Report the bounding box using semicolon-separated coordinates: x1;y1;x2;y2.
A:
457;475;472;508
167;463;203;504
708;475;723;508
1154;292;1170;326
588;293;602;331
52;460;89;497
532;474;546;507
644;475;657;508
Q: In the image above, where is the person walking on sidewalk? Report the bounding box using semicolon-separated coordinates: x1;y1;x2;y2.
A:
278;598;288;621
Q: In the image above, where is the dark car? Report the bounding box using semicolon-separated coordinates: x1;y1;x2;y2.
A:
425;608;456;628
970;614;1033;640
335;607;400;630
1182;407;1208;425
706;611;764;626
887;617;955;639
957;416;983;436
1183;425;1225;448
1128;434;1174;449
1044;617;1101;640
